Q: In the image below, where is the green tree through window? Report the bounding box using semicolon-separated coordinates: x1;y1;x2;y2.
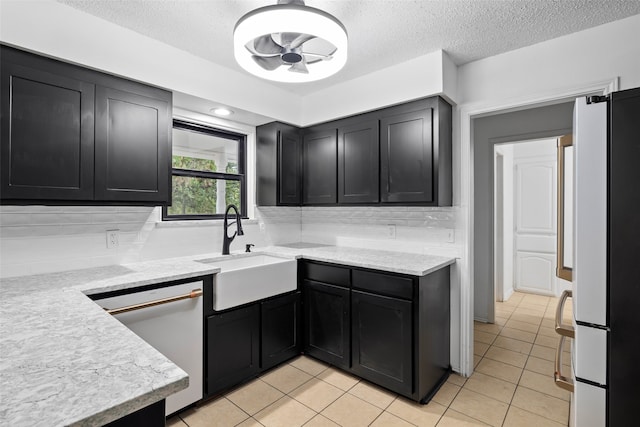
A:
163;120;246;220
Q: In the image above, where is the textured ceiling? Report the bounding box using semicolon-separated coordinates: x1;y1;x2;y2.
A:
57;0;640;95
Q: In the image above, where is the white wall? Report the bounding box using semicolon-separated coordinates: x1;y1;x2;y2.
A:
494;144;514;302
0;1;459;127
456;13;640;375
0;0;301;124
300;50;457;126
457;14;640;105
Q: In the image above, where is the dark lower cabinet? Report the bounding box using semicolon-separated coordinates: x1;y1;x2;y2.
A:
206;304;260;395
205;292;300;397
303;280;350;368
351;290;413;396
301;260;450;403
103;399;165;427
261;292;301;370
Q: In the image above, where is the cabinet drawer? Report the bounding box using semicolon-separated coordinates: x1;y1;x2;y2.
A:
353;270;413;300
303;262;350;287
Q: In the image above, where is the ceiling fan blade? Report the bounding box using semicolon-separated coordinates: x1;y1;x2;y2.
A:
252;55;284;71
253;34;282;55
279;32;301;46
289;60;308;74
302;51;334;60
290;34;316;49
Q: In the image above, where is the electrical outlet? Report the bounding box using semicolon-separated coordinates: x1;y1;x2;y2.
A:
106;229;120;249
446;229;455;243
387;224;396;239
259;222;266;232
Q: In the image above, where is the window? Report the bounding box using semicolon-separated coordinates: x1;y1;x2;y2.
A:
163;120;246;220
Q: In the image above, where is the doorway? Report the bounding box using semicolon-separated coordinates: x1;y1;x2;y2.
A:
494;138;562;302
472;102;574;323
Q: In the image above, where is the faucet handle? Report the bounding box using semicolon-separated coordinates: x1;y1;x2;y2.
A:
245;244;255;253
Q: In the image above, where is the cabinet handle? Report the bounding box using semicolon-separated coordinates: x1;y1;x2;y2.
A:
104;288;203;315
554;334;574;392
555;290;574;338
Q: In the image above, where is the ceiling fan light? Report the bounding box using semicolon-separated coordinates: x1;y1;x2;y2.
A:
233;3;348;83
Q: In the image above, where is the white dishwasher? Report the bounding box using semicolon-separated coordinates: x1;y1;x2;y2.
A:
94;281;203;416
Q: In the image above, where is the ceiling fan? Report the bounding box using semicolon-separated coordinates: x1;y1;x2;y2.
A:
246;31;335;75
233;0;348;83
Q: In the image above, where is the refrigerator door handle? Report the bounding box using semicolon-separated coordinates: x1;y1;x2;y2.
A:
554;334;574;392
555;290;574;338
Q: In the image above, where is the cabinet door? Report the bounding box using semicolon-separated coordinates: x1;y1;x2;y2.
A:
380;109;434;203
278;129;302;205
303;280;350;368
207;304;260;395
351;290;413;396
338;120;379;203
1;59;95;200
303;129;337;204
261;292;301;370
94;85;170;203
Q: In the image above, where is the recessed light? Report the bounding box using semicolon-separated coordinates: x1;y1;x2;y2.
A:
211;107;233;116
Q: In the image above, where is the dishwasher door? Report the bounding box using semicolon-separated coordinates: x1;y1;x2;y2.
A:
96;281;203;415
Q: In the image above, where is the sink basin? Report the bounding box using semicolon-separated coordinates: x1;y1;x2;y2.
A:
197;254;297;311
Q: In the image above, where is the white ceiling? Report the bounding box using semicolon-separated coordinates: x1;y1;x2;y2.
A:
56;0;640;96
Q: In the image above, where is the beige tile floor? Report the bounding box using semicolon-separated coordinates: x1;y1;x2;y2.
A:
168;291;572;427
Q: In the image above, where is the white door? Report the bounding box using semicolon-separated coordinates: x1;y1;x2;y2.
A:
513;140;557;296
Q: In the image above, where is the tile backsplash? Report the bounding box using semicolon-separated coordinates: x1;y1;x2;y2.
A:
258;206;462;257
0;205;159;278
1;204;461;278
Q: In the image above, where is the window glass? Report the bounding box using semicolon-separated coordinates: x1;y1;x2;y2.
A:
163;121;246;220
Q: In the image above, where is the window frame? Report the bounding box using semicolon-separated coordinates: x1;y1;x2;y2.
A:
162;119;247;221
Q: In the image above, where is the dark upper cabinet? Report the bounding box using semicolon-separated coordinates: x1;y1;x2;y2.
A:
261;291;301;370
303;279;350;368
279;129;302;205
381;109;433;203
94;86;170;202
206;304;260;396
351;290;413;396
256;122;301;206
1;50;95;201
302;128;337;204
380;98;452;205
0;45;172;205
338;120;380;203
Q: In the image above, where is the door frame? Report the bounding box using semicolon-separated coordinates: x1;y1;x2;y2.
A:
456;77;618;376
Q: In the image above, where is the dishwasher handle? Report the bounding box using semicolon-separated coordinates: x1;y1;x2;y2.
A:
104;288;203;315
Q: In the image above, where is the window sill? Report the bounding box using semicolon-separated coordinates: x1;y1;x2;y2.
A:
156;218;258;229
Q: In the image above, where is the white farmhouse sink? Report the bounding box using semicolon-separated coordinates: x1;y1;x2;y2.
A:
197;254;297;311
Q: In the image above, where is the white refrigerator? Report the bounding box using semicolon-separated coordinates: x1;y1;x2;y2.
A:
567;87;640;426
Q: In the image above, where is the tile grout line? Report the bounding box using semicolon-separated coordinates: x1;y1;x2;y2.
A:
499;294;569;426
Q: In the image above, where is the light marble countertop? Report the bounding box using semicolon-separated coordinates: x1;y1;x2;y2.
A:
0;244;455;426
263;244;457;276
0;258;220;427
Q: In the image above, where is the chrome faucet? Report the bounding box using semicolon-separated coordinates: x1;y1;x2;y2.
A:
222;204;244;255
